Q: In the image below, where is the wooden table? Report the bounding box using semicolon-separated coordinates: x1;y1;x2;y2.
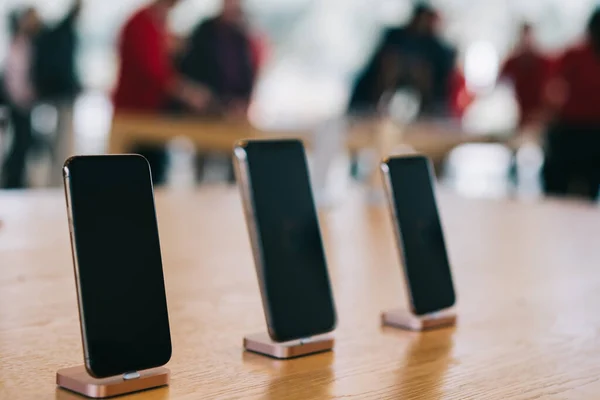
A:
2;187;600;399
108;114;274;154
108;113;512;161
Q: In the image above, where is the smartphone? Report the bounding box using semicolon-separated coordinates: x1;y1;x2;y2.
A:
381;155;456;316
63;155;171;378
234;139;337;342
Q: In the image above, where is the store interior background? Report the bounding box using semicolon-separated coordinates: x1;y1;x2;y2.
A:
0;0;598;199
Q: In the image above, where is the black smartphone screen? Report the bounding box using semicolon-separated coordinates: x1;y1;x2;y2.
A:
240;140;336;342
386;156;455;315
64;155;171;378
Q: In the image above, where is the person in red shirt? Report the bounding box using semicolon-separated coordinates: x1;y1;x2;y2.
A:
500;24;550;129
448;67;473;118
113;0;210;182
542;8;600;200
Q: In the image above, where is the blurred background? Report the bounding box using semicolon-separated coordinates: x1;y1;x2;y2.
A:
1;0;600;202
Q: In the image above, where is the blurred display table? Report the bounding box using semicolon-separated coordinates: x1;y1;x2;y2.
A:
345;117;511;160
108;113;512;162
108;113;272;154
3;186;598;399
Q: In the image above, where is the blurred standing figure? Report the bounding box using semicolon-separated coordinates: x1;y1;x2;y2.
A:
33;0;82;186
179;0;259;117
1;8;41;189
177;0;261;182
349;4;456;117
113;0;210;183
543;8;600;201
500;24;550;129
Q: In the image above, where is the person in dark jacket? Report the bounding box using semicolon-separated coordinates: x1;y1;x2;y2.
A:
177;0;259;182
33;0;82;186
349;4;455;117
33;0;81;101
178;0;258;117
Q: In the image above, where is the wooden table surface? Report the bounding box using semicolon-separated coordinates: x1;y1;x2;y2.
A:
108;113;511;161
2;187;600;399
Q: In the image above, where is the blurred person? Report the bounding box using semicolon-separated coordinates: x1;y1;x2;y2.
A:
499;24;551;129
33;0;82;186
416;8;456;116
542;8;600;201
347;4;455;180
1;8;41;189
176;0;263;181
178;0;260;117
113;0;211;184
348;42;404;115
349;4;456;117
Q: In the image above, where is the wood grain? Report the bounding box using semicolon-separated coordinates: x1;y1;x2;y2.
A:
2;186;600;399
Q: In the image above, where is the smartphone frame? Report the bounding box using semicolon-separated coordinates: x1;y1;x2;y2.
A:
233;139;336;342
62;154;169;377
63;156;93;375
380;154;455;316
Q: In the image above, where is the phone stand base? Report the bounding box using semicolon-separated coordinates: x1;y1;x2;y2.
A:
381;308;456;331
56;365;169;398
243;332;334;359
